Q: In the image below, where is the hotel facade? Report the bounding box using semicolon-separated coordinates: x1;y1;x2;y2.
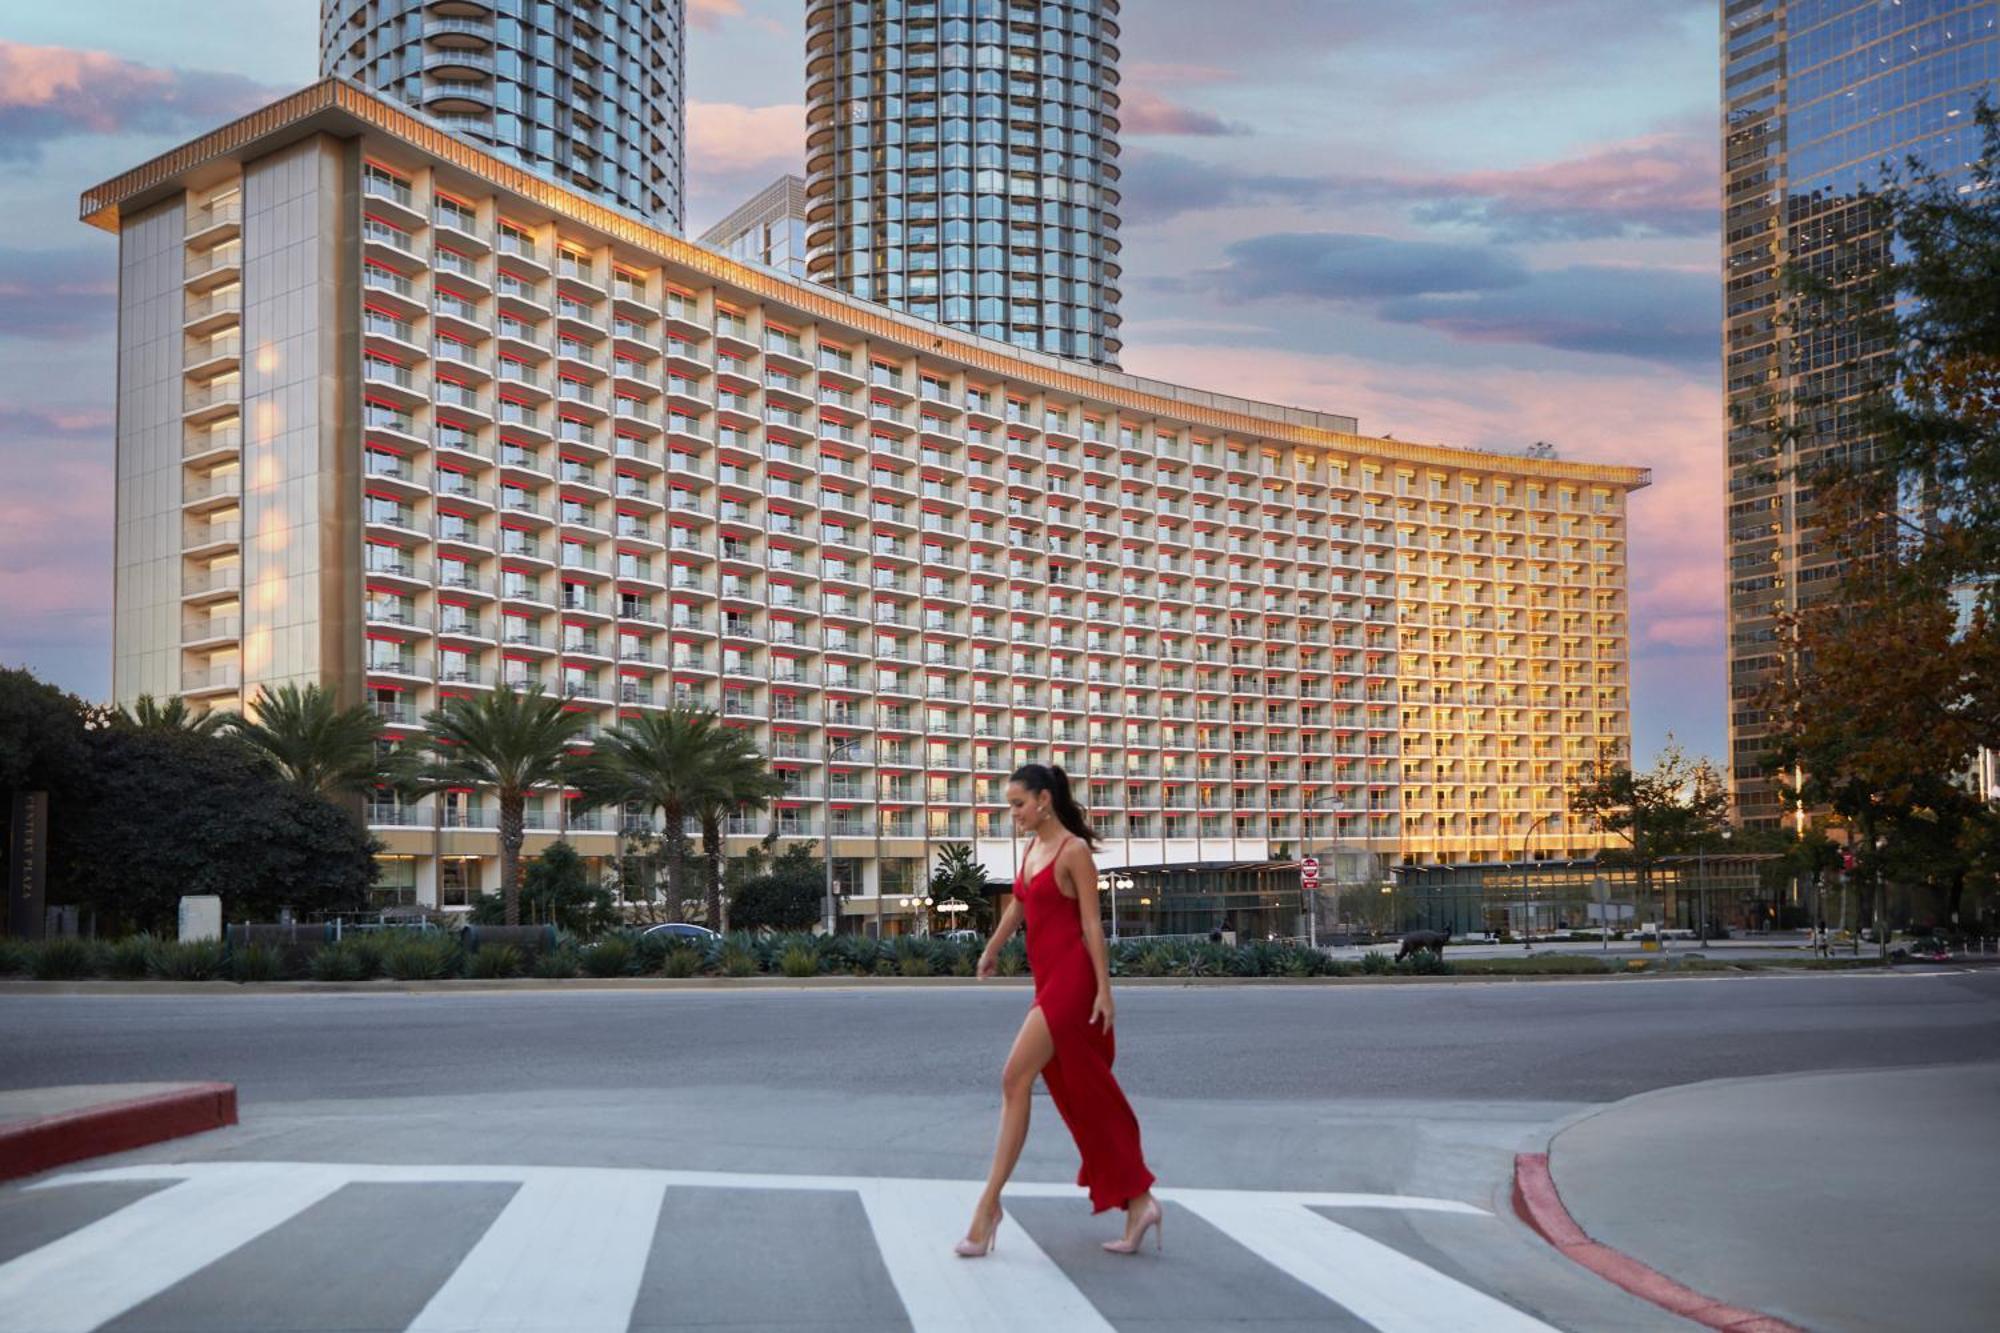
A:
86;80;1648;923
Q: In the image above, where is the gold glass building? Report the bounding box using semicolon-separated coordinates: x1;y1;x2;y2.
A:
84;80;1649;921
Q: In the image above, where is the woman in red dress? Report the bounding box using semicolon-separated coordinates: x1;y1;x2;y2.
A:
955;763;1161;1258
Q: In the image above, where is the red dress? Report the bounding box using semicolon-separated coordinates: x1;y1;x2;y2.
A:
1016;837;1157;1214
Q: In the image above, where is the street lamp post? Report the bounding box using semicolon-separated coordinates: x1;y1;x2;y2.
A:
1099;871;1133;942
1302;794;1351;949
1519;810;1558;953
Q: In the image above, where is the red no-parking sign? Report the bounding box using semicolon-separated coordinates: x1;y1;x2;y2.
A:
1301;856;1321;889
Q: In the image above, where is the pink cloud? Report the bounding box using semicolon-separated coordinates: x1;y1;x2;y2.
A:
686;100;803;176
1120;88;1238;137
0;41;278;160
687;0;747;31
1415;131;1718;238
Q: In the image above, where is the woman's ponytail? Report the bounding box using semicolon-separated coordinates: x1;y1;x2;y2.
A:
1011;763;1100;849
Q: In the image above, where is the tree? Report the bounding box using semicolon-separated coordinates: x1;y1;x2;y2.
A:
928;842;993;932
222;682;385;799
518;840;617;935
729;840;827;932
400;687;590;926
114;693;225;736
571;707;733;925
1569;738;1731;925
691;729;783;933
56;726;375;932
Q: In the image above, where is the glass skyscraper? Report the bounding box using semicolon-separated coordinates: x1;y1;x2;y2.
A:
1722;0;1998;826
321;0;686;229
802;0;1124;367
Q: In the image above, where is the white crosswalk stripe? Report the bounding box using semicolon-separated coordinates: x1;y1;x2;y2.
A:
0;1165;348;1333
6;1162;1560;1332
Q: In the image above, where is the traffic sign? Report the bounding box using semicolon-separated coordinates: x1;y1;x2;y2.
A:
1301;856;1321;888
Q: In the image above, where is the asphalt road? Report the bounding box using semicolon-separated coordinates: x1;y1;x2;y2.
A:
2;970;1995;1332
2;969;1995;1107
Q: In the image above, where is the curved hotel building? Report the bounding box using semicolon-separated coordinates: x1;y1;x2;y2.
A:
85;80;1647;925
320;0;686;228
803;0;1124;367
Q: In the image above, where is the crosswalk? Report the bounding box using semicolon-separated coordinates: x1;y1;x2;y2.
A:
0;1162;1560;1332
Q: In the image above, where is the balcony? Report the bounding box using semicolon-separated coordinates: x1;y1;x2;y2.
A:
180;664;240;696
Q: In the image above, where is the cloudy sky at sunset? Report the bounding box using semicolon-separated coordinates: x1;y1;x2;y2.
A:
0;0;1723;766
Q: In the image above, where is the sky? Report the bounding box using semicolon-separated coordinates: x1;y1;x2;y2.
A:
0;0;1726;768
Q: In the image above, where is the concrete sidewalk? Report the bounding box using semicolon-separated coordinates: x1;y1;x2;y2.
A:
1546;1063;2000;1332
0;1083;237;1182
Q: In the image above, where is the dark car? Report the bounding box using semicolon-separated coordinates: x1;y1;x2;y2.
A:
640;923;721;943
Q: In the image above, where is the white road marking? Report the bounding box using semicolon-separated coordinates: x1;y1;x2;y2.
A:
1177;1190;1559;1333
14;1162;1514;1333
0;1165;346;1333
405;1171;667;1333
857;1178;1115;1332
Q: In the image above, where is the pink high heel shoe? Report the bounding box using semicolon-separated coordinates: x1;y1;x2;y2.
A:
954;1205;1004;1258
1102;1198;1164;1255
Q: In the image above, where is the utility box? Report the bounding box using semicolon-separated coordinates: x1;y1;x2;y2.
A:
178;895;222;942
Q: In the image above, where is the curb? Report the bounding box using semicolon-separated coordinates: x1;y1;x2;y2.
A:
1512;1152;1805;1332
0;1084;238;1184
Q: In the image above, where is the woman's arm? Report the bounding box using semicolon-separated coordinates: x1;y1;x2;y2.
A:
1063;843;1116;1030
977;897;1024;978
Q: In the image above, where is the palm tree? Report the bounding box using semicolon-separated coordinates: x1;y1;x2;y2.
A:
116;693;226;736
573;707;739;925
221;683;384;799
401;686;591;926
691;730;784;932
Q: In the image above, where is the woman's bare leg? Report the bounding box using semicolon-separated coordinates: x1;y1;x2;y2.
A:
965;1005;1054;1241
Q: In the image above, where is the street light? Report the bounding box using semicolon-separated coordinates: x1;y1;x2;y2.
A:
1302;794;1354;949
1098;871;1134;941
1519;810;1558;953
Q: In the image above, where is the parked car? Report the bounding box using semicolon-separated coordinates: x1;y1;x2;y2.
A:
640;923;720;943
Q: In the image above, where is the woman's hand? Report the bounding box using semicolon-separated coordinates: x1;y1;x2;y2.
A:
1090;986;1115;1032
977;949;998;980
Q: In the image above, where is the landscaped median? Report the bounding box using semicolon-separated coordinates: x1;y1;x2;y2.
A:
0;931;1888;986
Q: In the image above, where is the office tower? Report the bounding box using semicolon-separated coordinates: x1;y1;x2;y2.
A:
84;78;1646;920
803;0;1124;367
321;0;686;228
701;176;811;278
1722;0;1999;825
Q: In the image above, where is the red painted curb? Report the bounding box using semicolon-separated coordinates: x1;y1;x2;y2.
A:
1513;1152;1808;1333
0;1084;237;1183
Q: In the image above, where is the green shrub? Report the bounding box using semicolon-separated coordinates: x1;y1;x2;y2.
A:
719;940;760;977
893;940;932;977
227;943;286;982
778;943;819;978
582;935;636;978
658;943;702;978
1394;950;1454;976
873;956;896;976
0;938;27;976
107;934;157;979
825;935;882;977
381;934;459;980
464;944;522;979
1358;950;1393;975
308;939;375;981
30;937;104;980
147;939;225;981
532;946;581;979
994;937;1027;977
